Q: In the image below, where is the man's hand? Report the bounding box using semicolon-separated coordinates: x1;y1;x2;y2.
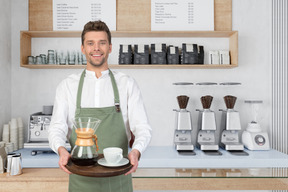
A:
125;149;140;175
58;146;72;174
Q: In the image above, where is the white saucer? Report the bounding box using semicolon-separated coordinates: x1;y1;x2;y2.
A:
97;158;129;167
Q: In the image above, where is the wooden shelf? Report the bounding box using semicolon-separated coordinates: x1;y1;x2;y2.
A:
22;30;237;38
22;64;237;69
20;31;238;69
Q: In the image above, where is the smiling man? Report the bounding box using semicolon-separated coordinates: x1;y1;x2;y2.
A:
48;20;152;192
81;25;111;73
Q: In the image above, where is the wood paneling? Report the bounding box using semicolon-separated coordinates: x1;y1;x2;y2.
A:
117;0;151;31
214;0;232;31
29;0;53;31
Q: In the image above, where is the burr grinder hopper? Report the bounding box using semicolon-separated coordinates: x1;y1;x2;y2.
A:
224;95;237;109
201;95;213;109
177;95;189;109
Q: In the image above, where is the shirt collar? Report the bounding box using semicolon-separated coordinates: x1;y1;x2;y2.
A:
86;69;109;79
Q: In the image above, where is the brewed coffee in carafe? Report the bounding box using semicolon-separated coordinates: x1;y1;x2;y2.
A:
71;117;101;166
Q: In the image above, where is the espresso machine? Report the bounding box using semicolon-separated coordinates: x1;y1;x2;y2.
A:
219;95;248;155
174;95;195;154
196;95;222;155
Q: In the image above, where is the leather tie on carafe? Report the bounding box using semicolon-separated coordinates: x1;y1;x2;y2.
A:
93;134;99;151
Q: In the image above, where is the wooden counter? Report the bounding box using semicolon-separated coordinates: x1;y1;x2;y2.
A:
0;169;68;192
8;147;288;190
1;168;288;191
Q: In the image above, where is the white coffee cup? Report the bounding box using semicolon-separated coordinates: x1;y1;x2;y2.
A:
103;147;123;165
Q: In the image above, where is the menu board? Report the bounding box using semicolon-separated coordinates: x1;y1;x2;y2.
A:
151;0;214;31
53;0;116;31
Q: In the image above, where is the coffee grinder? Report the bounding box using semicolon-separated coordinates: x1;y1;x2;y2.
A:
174;95;195;154
196;95;222;155
219;95;248;155
242;100;270;150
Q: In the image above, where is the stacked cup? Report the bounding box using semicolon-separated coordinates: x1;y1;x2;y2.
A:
5;143;14;153
47;50;55;64
57;50;67;65
68;50;76;65
10;119;18;151
40;54;47;64
0;147;6;174
2;124;10;143
0;142;5;148
28;56;35;64
17;118;24;149
35;56;42;64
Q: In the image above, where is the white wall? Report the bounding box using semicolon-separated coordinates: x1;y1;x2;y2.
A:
0;0;11;139
10;0;272;146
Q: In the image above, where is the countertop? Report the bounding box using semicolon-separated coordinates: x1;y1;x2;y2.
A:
16;146;288;168
3;147;288;191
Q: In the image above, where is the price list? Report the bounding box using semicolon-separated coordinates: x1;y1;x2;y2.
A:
151;0;214;31
154;2;177;24
188;2;194;24
53;0;116;31
91;3;101;21
54;3;79;30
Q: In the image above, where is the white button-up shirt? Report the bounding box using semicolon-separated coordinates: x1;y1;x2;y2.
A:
48;69;152;155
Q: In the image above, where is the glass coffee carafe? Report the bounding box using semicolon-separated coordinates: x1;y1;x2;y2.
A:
71;117;101;166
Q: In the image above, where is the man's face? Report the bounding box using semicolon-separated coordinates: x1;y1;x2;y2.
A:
81;31;112;68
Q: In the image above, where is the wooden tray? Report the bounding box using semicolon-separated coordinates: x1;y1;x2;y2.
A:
65;154;132;177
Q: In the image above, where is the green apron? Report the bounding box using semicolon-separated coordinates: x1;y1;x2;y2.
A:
68;69;133;192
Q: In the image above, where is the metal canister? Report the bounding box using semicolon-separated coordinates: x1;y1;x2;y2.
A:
9;153;22;176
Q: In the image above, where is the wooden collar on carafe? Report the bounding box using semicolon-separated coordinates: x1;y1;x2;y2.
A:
75;128;95;146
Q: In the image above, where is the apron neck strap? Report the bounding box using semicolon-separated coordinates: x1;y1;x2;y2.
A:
108;69;121;112
76;70;86;109
76;69;121;112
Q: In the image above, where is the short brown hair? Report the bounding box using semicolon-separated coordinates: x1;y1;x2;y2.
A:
81;20;111;45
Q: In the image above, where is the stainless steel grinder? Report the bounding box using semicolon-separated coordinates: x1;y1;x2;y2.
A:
174;95;195;154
